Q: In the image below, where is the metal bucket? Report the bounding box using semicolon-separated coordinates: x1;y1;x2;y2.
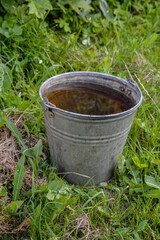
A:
39;72;142;185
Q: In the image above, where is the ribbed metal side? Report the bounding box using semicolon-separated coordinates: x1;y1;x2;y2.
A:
46;123;131;144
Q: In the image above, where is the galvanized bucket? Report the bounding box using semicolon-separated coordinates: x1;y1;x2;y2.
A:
39;72;142;185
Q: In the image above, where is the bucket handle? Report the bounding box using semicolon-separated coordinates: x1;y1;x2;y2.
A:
43;97;56;118
127;78;138;87
43;97;56;110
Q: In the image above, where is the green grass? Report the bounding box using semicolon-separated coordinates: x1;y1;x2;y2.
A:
0;0;160;239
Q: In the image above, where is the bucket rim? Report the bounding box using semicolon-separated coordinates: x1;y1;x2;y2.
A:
39;71;142;120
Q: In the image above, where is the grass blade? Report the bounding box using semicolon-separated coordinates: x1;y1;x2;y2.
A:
144;190;160;199
3;201;23;214
6;117;27;151
145;175;160;190
13;155;26;201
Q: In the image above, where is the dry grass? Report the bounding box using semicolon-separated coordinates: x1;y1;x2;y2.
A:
0;115;44;188
0;215;31;235
0;125;21;185
64;213;99;240
0;115;47;236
